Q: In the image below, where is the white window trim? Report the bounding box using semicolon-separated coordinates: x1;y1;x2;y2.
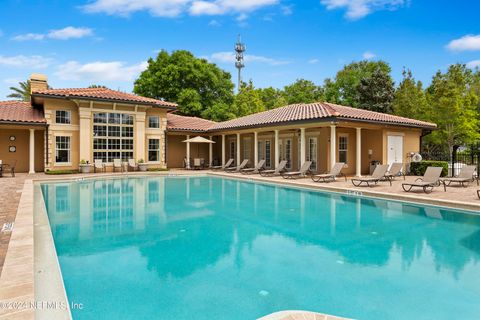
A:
148;116;161;129
338;134;349;165
54;136;71;165
55;110;71;125
148;138;161;162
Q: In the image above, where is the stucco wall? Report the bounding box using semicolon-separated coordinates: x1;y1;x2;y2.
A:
0;127;44;173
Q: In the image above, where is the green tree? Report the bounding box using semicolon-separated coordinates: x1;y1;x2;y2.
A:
134;50;234;120
282;79;324;104
7;81;31;101
88;84;108;88
258;87;287;109
425;64;480;153
356;68;395;113
232;81;266;117
325;60;391;107
392;69;428;119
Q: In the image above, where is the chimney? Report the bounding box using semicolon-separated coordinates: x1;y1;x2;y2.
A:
29;73;48;93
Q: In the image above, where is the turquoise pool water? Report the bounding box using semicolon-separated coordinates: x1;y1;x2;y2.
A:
40;176;480;320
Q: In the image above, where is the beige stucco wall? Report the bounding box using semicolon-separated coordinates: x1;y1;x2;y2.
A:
0;126;45;173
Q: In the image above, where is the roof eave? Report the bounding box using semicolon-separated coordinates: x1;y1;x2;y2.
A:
0;120;47;126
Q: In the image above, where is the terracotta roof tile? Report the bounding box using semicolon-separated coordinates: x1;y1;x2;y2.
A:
32;87;177;109
0;101;46;124
167;113;216;132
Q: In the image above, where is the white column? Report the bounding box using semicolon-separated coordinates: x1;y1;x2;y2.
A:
236;133;241;165
186;135;190;169
29;129;35;174
300;128;306;166
356;128;362;177
135;113;146;161
253;131;258;166
209;135;213;165
221;134;226;165
330;125;336;169
274;130;279;168
79;108;92;162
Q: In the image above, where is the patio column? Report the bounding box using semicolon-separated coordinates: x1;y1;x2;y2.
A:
221;134;225;165
330;125;336;170
209;135;213;165
253;131;258;166
186;135;190;169
236;133;241;165
274;130;279;168
29;128;35;174
356;128;362;177
300;128;306;166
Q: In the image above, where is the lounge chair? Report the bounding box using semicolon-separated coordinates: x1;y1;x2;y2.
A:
311;162;346;183
94;159;105;173
385;162;405;181
259;160;287;177
225;159;249;172
281;161;312;179
128;159;137;171
441;165;476;189
241;159;265;175
113;159;123;172
477;190;480;199
402;166;443;193
211;158;234;171
351;164;390;187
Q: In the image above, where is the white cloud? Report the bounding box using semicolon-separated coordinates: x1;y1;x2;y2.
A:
320;0;406;20
466;60;480;69
208;19;221;26
3;78;22;85
208;51;290;66
447;35;480;52
362;51;376;59
55;60;148;81
82;0;278;17
12;26;93;41
0;55;51;68
281;5;293;15
308;59;319;64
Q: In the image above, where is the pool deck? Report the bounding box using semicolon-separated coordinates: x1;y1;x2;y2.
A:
0;170;478;319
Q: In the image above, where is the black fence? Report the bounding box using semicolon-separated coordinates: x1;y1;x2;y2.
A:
421;143;480;177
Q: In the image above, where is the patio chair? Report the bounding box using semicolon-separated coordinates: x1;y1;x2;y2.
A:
211;158;234;171
281;161;312;179
241;159;265;175
193;158;202;170
9;160;16;177
477;190;480;199
441;165;476;189
259;160;287;177
94;159;106;173
385;162;405;181
311;162;346;183
225;159;249;172
351;164;391;187
402;166;443;194
113;159;123;172
128;159;137;172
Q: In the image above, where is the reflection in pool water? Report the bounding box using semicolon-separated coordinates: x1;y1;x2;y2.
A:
40;176;480;320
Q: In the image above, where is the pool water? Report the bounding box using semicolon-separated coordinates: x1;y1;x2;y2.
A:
40;176;480;320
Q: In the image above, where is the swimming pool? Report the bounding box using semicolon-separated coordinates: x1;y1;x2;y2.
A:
40;175;480;320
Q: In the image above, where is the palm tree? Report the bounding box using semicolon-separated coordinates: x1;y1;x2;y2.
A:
7;81;31;101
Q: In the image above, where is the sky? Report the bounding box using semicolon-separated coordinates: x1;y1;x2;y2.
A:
0;0;479;100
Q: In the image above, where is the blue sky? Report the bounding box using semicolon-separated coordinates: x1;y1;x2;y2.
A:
1;0;479;100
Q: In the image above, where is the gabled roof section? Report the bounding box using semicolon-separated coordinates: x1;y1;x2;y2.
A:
167;113;216;132
0;101;46;124
32;87;177;109
209;102;436;131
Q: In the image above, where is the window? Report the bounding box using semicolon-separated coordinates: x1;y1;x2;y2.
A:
93;112;134;162
229;140;236;163
339;136;348;164
148;116;160;128
281;139;292;169
55;110;71;124
265;140;271;168
243;138;251;162
148;139;160;162
307;137;317;171
55;136;70;163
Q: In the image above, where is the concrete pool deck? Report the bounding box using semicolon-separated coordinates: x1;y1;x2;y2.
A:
0;170;478;319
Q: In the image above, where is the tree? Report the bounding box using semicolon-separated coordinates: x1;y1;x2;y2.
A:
392;69;428;119
425;64;480;153
282;79;324;104
134;50;234;120
88;84;108;88
325;60;391;107
7;81;31;101
231;81;265;117
356;68;395;113
258;87;287;109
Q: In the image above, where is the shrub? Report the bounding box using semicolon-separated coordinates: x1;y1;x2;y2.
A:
410;161;448;177
147;168;168;172
45;169;79;175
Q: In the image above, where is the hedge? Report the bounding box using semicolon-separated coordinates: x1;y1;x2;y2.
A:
45;169;79;175
410;161;448;177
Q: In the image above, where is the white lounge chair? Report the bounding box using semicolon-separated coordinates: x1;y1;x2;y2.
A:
241;159;266;175
225;159;249;172
281;161;312;179
402;166;443;193
113;159;123;172
128;159;137;171
311;162;346;183
211;159;234;171
94;159;106;173
351;164;390;187
259;160;287;177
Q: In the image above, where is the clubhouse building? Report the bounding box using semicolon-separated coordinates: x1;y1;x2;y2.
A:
0;74;436;176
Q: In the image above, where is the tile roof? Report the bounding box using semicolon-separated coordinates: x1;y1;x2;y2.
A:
209;102;436;131
167;113;216;132
32;87;177;109
0;101;46;124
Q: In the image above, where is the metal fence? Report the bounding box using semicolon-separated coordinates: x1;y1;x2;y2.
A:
421;143;480;177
